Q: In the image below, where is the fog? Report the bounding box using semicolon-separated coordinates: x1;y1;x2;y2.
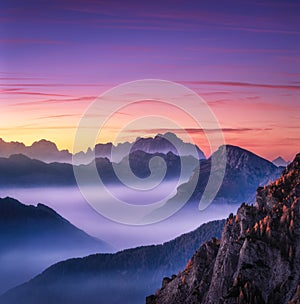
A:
0;185;239;250
0;184;240;295
0;247;101;295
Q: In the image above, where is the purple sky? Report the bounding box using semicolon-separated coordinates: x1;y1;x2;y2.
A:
1;0;300;160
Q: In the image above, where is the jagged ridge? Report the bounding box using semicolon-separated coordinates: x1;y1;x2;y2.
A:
148;153;300;304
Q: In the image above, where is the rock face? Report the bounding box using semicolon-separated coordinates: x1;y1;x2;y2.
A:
147;153;300;304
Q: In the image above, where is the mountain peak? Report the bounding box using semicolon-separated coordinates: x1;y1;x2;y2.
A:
212;144;274;170
272;156;290;167
8;153;32;161
31;139;59;152
149;152;300;304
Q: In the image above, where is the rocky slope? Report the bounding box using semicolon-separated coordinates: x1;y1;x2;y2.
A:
0;220;225;304
147;153;300;304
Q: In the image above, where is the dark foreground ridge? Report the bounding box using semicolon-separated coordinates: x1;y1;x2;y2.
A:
147;153;300;304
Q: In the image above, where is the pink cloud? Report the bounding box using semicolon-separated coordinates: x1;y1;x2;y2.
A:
180;81;300;91
0;89;69;97
9;96;96;107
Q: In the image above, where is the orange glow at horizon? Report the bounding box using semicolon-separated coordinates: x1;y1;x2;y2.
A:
1;85;299;162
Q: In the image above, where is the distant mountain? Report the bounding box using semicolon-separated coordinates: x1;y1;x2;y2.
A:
0;151;198;187
0;220;225;304
0;138;72;163
0;133;205;165
131;133;205;160
0;146;283;209
0;154;76;187
147;152;300;304
176;145;283;207
74;132;206;164
0;197;112;294
272;156;290;167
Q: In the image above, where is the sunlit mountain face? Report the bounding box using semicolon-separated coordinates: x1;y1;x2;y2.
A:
1;0;299;303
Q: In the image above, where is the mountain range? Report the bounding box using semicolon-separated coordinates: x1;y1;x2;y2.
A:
0;138;72;163
0;220;225;304
0;133;205;165
0;145;283;209
1;153;298;303
147;152;300;304
0;150;198;187
0;197;112;294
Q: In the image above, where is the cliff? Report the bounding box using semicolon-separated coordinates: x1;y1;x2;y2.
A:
147;153;300;304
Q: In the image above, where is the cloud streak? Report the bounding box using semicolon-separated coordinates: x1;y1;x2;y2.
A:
180;81;300;91
0;89;69;97
9;96;96;107
128;127;273;135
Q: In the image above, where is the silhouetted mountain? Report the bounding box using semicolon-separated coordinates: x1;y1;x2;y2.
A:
73;132;206;164
2;134;201;165
119;150;198;182
147;153;300;304
272;156;290;167
131;133;205;160
0;151;198;187
0;154;76;187
0;197;112;294
176;145;283;207
0;146;283;212
0;220;225;304
0;138;72;163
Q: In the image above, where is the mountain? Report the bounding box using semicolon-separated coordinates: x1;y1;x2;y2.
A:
0;146;282;201
147;152;300;304
74;132;206;164
131;133;206;160
272;156;290;167
177;145;283;207
0;220;225;304
0;154;76;187
0;197;112;294
0;138;72;163
0;151;198;187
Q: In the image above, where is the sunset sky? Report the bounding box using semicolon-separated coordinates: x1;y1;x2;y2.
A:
1;0;299;160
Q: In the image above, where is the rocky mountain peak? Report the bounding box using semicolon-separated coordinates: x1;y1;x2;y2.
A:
148;152;300;304
272;156;290;167
213;145;273;170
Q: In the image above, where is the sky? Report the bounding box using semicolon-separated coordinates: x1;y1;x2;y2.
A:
0;0;299;160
